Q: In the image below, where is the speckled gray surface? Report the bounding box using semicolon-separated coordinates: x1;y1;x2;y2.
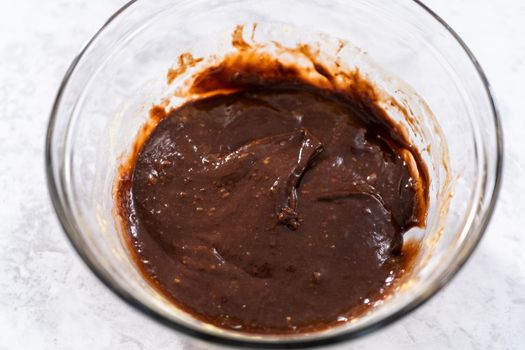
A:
0;0;524;349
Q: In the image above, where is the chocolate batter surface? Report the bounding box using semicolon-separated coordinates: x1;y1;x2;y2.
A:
116;36;428;333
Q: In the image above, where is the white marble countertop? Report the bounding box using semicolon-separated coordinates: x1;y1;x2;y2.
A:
1;0;524;349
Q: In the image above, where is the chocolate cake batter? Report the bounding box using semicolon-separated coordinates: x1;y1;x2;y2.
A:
116;33;428;334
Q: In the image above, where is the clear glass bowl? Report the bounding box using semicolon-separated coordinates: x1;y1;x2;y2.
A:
46;0;502;348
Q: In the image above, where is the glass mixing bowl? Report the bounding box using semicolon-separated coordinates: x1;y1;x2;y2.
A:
46;0;502;348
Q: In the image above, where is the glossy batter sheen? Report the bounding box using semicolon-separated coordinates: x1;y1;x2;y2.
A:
118;82;426;333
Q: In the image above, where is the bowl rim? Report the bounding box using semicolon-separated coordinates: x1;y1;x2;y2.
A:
45;0;503;348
